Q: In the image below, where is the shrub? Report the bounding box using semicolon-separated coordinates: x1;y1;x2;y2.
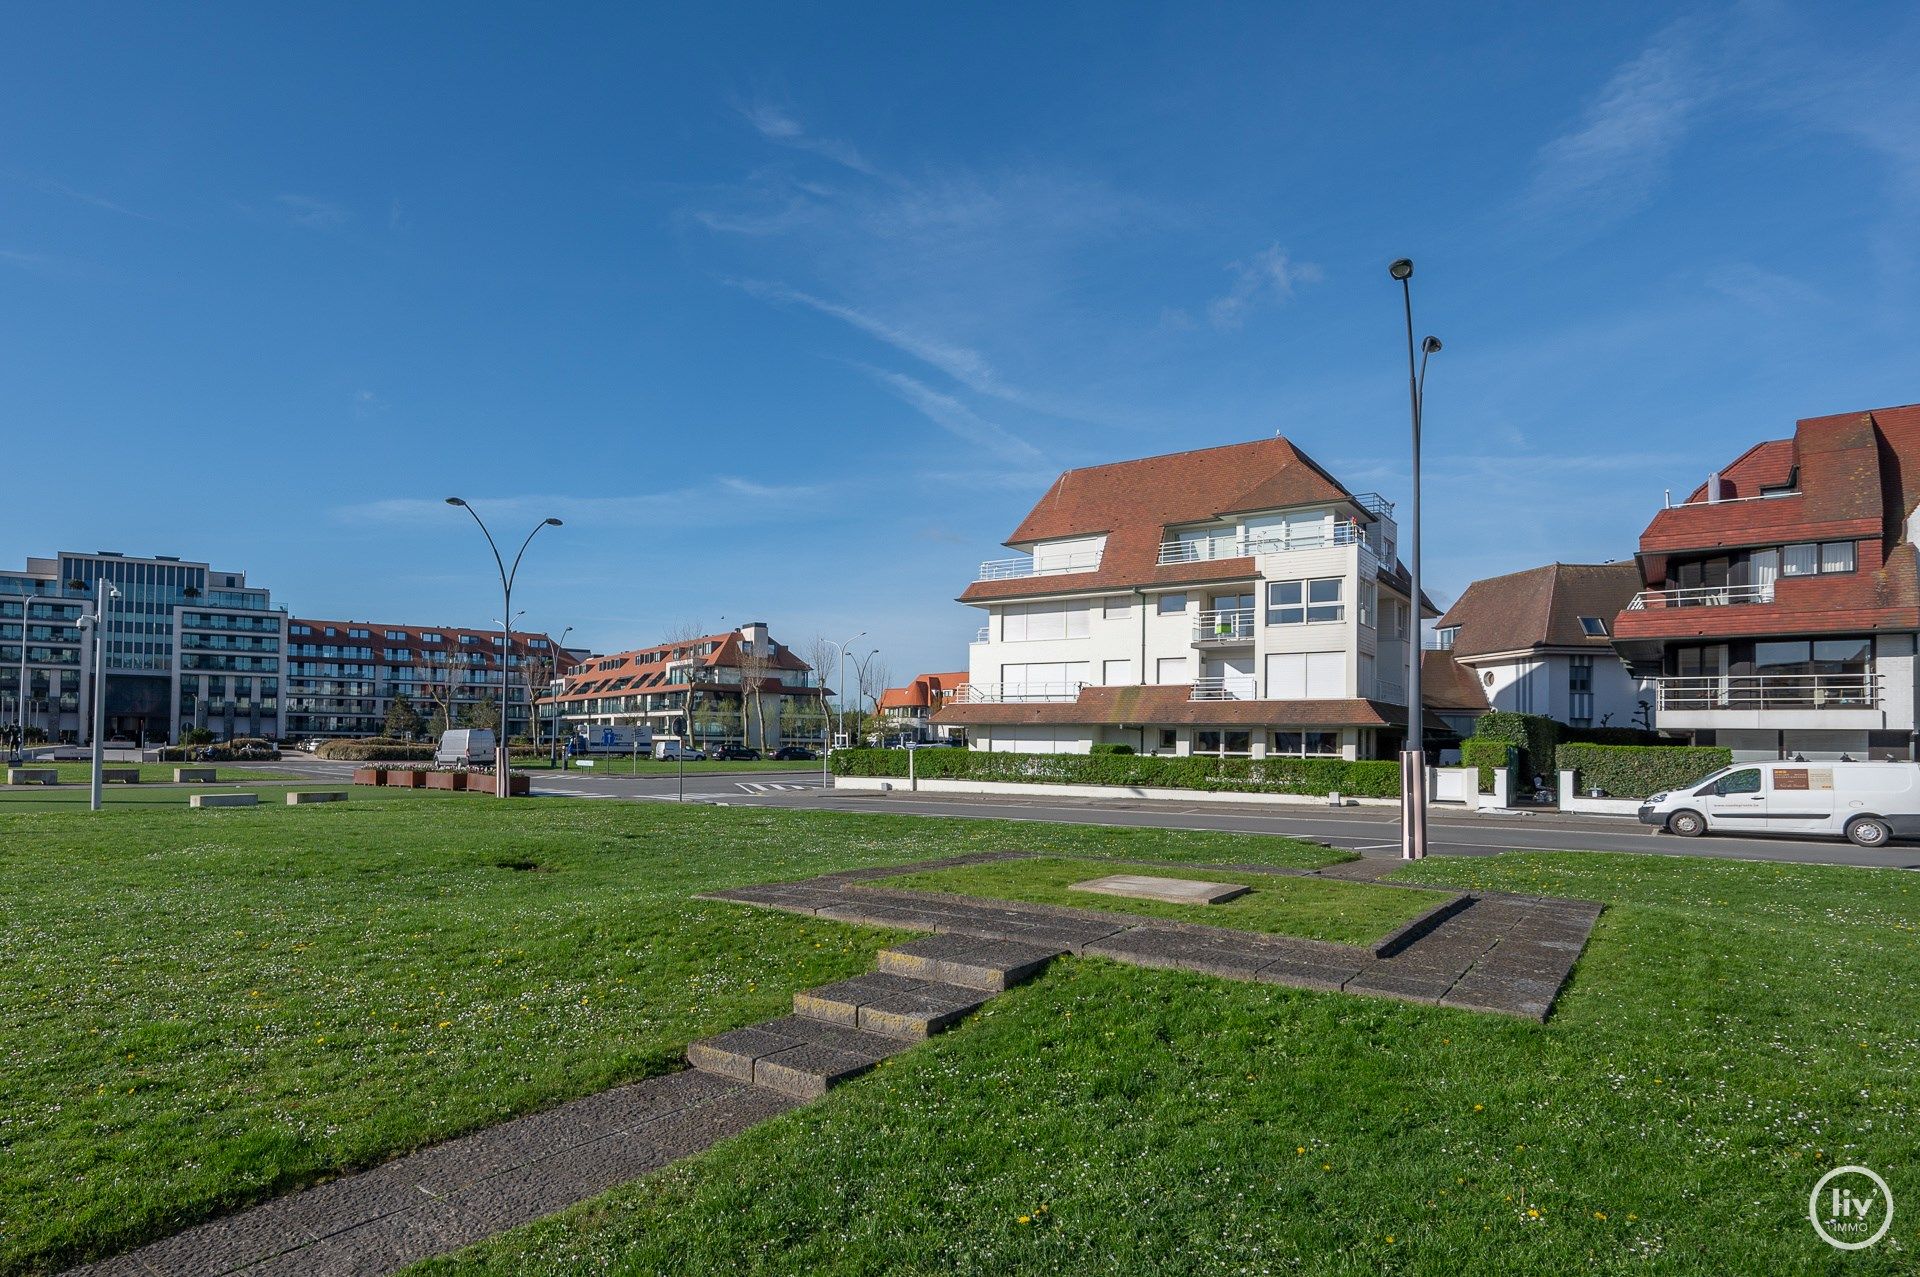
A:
829;748;1400;798
315;739;437;762
179;728;215;747
1474;712;1561;786
1555;743;1733;799
1089;743;1135;755
1563;725;1665;747
1459;737;1513;794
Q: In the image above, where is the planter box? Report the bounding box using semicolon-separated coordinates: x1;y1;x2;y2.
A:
507;773;529;797
387;769;424;789
424;771;465;791
353;767;386;787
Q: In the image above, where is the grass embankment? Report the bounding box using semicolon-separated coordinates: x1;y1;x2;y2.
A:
876;855;1437;946
0;794;1341;1274
418;852;1920;1276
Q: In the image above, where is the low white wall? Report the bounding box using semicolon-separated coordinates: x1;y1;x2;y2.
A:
1429;766;1477;805
1558;768;1647;817
832;775;1397;808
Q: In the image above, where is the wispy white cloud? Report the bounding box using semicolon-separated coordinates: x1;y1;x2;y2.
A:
277;194;351;231
1523;20;1709;232
0;247;96;277
737;101;878;176
734;279;998;391
1703;262;1826;314
1206;244;1322;330
866;368;1044;464
8;172;155;221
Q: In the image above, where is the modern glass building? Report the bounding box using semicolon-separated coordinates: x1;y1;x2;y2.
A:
0;551;286;745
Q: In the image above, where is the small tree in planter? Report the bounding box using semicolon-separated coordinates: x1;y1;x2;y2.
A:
384;694;424;741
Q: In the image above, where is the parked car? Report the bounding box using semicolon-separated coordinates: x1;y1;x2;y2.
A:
1640;760;1920;847
713;745;761;761
302;738;324;753
772;746;817;761
654;740;707;762
435;728;498;767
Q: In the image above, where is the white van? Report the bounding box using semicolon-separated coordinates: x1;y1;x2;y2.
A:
435;729;497;767
1639;760;1920;847
654;740;706;761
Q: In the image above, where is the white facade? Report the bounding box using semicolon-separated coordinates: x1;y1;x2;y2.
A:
963;499;1417;759
1452;648;1653;731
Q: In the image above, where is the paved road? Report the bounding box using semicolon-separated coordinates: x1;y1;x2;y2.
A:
264;757;1919;869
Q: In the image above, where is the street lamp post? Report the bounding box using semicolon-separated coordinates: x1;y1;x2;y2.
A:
1389;258;1442;859
85;578;120;812
445;498;564;798
832;631;865;750
851;648;880;745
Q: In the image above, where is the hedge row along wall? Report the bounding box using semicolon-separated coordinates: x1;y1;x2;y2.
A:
315;739;437;762
1555;743;1732;799
829;747;1402;798
1459;738;1512;794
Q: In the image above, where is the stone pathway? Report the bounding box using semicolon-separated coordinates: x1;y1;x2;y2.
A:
65;851;1599;1277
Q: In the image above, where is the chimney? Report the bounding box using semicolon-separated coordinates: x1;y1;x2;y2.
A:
1706;472;1723;504
740;620;770;652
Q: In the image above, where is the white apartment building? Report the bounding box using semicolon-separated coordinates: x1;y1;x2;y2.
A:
937;437;1436;759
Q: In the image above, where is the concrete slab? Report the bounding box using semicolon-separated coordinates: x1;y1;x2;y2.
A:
1067;873;1250;905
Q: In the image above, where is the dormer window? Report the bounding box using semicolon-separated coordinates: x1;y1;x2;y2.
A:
1578;617;1609;637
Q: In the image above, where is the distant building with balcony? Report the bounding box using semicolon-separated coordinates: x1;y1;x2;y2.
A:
936;437;1443;759
878;671;970;743
0;550;286;745
283;619;577;742
539;622;827;751
1432;562;1652;730
1611;403;1920;762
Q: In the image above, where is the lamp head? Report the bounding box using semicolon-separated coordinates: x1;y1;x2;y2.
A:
445;497;466;507
1388;258;1414;281
544;517;564;527
1422;336;1443;354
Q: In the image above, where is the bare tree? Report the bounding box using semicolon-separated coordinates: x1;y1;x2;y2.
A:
662;619;709;745
734;635;776;751
803;634;842;748
854;654;891;744
418;643;462;736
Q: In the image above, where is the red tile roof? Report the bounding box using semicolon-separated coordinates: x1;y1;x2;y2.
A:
1435;563;1641;658
879;671;970;711
542;629;815;706
1421;651;1492;714
958;437;1433;612
1616;404;1920;645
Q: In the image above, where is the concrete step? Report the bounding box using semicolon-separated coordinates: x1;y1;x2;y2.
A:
875;934;1064;991
686;1016;911;1099
793;972;989;1040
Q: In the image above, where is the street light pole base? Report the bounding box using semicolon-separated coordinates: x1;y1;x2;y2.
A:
1399;749;1429;860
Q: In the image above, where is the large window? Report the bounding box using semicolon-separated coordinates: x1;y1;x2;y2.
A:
1155;656;1189;684
1195;730;1252;755
1156;593;1188;616
1001;601;1091;641
1781;541;1856;577
1267;578;1344;625
1568;654;1593;727
1272;731;1340;757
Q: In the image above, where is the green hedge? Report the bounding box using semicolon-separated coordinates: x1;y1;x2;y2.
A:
1474;712;1560;783
315;739;437;762
1563;725;1664;747
1089;743;1135;755
1555;743;1732;799
1459;737;1513;794
829;748;1401;798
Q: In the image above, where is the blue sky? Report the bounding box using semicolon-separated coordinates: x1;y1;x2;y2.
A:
3;3;1917;684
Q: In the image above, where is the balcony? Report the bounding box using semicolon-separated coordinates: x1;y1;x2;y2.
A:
1192;607;1255;647
1626;583;1774;610
976;550;1103;581
1190;675;1258;701
951;681;1086;704
1654;672;1886;731
1158;520;1362;565
973;626;990;643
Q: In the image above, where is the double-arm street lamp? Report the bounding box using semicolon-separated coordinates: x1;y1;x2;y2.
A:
831;631;865;749
1389;258;1442;859
80;578;121;812
445;498;563;798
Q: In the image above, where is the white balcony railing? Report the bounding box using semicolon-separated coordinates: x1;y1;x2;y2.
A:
952;681;1087;704
976;551;1103;581
1626;583;1775;610
1193;607;1256;643
973;626;990;643
1656;672;1880;712
1158;520;1362;565
1190;675;1259;701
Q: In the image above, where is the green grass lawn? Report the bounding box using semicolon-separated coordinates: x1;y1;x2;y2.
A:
412;850;1920;1276
0;793;1343;1274
875;855;1440;946
514;756;825;776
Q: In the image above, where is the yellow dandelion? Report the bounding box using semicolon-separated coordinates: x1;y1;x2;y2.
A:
1594;1211;1607;1221
1385;1235;1395;1244
1296;1146;1306;1155
1527;1208;1540;1219
1018;1215;1031;1225
1473;1103;1484;1112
